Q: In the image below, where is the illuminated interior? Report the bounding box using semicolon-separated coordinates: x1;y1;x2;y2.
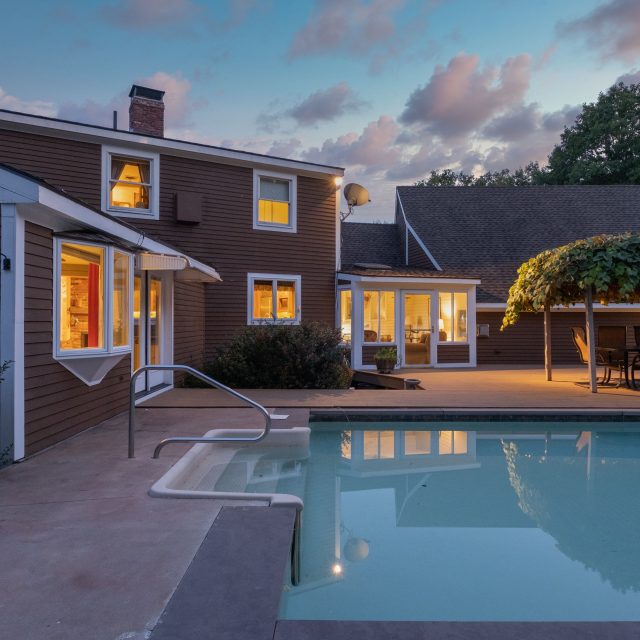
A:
133;276;141;370
439;430;468;455
149;278;162;364
340;289;352;342
438;291;468;342
363;290;395;343
113;251;130;348
258;176;290;225
363;431;395;460
109;156;150;210
403;293;431;365
59;243;104;350
405;431;431;455
252;278;297;321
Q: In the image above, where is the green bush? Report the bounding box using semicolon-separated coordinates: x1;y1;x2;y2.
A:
191;322;352;389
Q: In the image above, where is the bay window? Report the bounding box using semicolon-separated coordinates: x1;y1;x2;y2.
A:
56;240;133;357
363;290;395;343
253;170;297;232
248;274;301;324
438;291;468;342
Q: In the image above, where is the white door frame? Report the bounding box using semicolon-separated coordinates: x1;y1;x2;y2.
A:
400;290;437;368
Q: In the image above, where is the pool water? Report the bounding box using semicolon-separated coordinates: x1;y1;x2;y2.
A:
218;422;640;621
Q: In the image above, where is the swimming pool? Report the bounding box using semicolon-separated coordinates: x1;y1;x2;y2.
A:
213;421;640;622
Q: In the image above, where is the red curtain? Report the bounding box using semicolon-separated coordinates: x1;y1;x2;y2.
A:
87;263;100;347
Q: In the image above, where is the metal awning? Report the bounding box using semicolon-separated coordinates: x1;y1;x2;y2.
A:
136;252;221;283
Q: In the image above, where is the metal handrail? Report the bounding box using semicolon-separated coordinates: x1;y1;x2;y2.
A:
128;364;272;458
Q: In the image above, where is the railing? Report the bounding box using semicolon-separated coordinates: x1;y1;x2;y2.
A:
128;364;272;458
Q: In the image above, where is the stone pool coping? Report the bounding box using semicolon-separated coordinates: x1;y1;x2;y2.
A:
149;504;640;640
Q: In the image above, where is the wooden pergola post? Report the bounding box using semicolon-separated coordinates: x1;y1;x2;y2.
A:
544;301;552;381
584;287;597;393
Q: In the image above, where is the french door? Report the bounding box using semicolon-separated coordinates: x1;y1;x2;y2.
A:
401;292;436;367
133;272;170;393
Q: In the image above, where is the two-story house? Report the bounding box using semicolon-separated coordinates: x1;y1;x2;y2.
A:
0;85;343;462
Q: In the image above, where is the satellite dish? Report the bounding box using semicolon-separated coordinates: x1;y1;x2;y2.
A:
343;183;370;207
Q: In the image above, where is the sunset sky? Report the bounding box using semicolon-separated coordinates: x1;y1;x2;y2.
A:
2;0;639;219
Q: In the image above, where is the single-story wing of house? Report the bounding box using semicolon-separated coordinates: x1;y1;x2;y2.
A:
339;185;640;369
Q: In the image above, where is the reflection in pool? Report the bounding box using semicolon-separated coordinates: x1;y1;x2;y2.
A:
276;423;640;621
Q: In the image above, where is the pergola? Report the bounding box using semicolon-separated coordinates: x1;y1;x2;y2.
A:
502;233;640;393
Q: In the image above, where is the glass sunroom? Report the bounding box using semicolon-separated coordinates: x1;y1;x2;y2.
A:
337;269;480;369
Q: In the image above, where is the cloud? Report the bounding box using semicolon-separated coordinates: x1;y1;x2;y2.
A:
302;115;401;173
98;0;201;30
399;53;531;138
0;88;57;117
57;72;197;134
267;138;303;158
559;0;640;63
288;0;404;59
616;69;640;85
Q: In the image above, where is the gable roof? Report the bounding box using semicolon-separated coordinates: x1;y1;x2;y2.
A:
341;222;404;267
398;185;640;303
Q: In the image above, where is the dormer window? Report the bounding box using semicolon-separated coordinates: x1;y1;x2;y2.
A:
253;170;297;232
102;146;159;219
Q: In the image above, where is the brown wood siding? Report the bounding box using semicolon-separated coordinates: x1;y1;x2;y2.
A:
477;311;640;365
407;232;433;269
0;129;102;208
437;343;470;364
2;129;337;359
173;281;206;383
23;222;130;455
362;345;383;366
123;158;337;356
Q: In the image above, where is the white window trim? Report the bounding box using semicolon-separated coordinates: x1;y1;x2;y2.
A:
247;273;301;325
438;290;469;345
102;145;160;220
54;238;134;359
362;289;397;346
337;285;352;344
253;169;297;233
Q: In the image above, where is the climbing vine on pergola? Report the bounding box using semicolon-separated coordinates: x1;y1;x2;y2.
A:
502;233;640;393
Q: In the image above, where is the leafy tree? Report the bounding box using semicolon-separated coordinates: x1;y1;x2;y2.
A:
415;163;545;187
546;83;640;185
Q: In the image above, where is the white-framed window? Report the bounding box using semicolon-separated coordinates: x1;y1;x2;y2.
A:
338;287;352;343
253;169;297;232
247;273;301;324
438;291;468;343
102;146;160;219
55;239;134;358
363;290;395;344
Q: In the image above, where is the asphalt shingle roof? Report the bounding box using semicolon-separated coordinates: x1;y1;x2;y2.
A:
341;221;404;267
397;185;640;303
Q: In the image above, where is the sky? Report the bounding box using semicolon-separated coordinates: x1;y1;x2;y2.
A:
2;0;640;221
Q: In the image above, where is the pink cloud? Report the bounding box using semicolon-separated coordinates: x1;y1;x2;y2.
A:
0;87;56;117
400;53;532;137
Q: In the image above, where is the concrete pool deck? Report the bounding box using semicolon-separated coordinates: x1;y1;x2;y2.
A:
0;406;307;640
141;366;640;410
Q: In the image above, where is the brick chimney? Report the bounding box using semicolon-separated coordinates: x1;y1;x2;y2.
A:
128;85;165;137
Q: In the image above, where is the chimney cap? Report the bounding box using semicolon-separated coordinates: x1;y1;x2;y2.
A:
129;84;165;101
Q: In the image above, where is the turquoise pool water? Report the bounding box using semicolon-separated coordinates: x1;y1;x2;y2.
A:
220;421;640;621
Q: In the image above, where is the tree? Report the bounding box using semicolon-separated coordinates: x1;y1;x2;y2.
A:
415;163;545;187
546;83;640;185
502;233;640;392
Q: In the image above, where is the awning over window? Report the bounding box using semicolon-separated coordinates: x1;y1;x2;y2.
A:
136;252;221;283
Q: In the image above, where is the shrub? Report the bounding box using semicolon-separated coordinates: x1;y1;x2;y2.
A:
191;322;352;389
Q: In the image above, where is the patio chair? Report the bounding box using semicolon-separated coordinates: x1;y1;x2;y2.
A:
598;325;627;387
570;326;620;386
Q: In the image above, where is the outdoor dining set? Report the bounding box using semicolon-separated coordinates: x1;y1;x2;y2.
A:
571;325;640;389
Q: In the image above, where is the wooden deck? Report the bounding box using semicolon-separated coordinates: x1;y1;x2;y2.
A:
140;366;640;411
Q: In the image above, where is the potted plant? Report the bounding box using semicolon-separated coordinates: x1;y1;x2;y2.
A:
374;347;397;374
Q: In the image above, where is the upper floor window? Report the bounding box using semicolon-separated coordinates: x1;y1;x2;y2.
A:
248;273;301;324
56;239;133;357
102;146;159;219
253;170;297;232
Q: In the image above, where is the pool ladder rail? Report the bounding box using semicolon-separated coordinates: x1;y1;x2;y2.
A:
128;364;272;459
